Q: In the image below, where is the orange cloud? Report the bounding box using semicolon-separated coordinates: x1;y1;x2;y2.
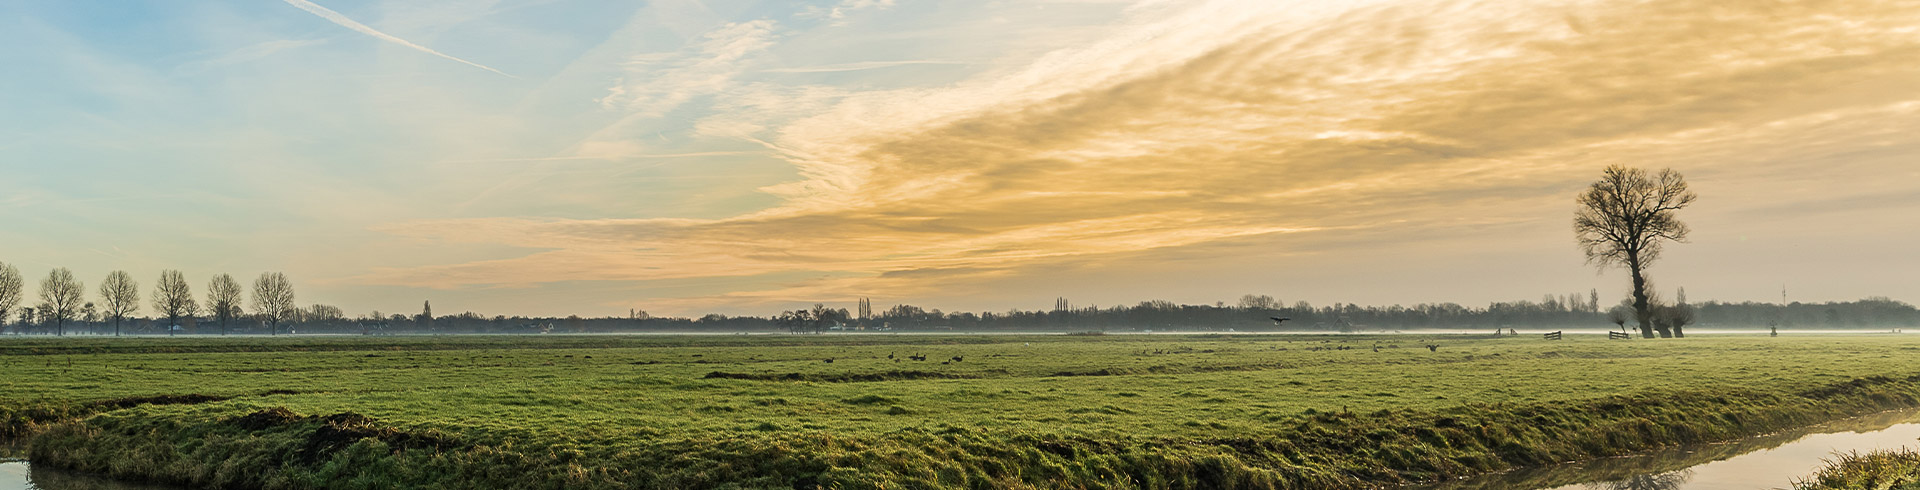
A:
360;0;1920;313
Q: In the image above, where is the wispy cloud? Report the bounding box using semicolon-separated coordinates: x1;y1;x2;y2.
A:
801;0;898;24
762;60;967;73
280;0;514;78
357;0;1920;313
175;39;327;73
595;20;779;113
438;151;766;164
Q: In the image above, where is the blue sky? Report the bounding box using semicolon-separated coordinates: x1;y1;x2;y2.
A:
3;0;1918;318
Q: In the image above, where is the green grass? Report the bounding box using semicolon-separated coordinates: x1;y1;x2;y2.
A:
1797;450;1920;489
6;334;1920;489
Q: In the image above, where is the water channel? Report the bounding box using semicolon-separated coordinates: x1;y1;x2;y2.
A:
0;460;179;490
1415;408;1920;490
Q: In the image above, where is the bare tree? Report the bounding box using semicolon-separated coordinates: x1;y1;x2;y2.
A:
776;309;814;334
99;271;140;337
419;300;434;333
1607;306;1632;331
308;304;345;323
39;268;84;336
1238;294;1280;310
810;303;848;333
1663;303;1696;339
154;270;197;336
0;262;22;334
207;274;243;336
1575;165;1697;339
252;272;296;335
1640;280;1675;338
1669;286;1692;338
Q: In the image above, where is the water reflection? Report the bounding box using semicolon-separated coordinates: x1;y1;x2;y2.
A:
1584;469;1692;490
1416;409;1920;490
0;462;181;490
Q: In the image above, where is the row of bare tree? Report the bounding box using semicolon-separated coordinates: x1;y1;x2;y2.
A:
0;264;299;336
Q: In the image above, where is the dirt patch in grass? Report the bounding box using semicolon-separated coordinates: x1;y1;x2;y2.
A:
89;394;228;411
228;407;303;430
301;412;454;463
841;394;897;405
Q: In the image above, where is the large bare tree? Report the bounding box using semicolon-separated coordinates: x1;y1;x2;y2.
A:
1575;165;1697;339
252;272;296;335
99;271;140;337
39;268;84;336
154;270;197;336
0;262;21;334
207;273;243;336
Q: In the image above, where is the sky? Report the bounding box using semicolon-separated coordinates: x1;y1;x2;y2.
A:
1;0;1917;318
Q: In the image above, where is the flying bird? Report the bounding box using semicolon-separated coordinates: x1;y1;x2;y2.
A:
1270;317;1291;325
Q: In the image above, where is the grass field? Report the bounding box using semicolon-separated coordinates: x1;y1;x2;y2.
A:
6;333;1920;489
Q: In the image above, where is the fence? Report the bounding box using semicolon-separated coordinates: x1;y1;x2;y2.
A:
1543;331;1563;341
1608;331;1632;340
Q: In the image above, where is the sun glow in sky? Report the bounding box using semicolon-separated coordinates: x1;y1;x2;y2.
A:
2;0;1917;317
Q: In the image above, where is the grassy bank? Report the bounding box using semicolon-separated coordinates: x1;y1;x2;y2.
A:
1797;450;1920;490
6;334;1920;488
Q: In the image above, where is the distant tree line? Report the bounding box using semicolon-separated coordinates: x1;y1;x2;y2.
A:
1696;297;1918;329
780;295;1918;333
2;262;1913;336
258;294;1911;335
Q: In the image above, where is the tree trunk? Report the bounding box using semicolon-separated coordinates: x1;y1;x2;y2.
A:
1673;323;1686;338
114;317;120;337
1629;256;1655;339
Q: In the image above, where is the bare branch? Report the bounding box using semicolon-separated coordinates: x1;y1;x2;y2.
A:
1573;165;1696;338
252;272;297;334
154;270;198;329
0;262;22;323
38;268;85;334
207;274;244;334
99;271;140;333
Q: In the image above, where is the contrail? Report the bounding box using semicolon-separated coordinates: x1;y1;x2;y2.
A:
438;152;765;164
281;0;514;78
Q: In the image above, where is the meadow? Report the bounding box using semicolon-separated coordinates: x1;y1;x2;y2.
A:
5;333;1920;489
